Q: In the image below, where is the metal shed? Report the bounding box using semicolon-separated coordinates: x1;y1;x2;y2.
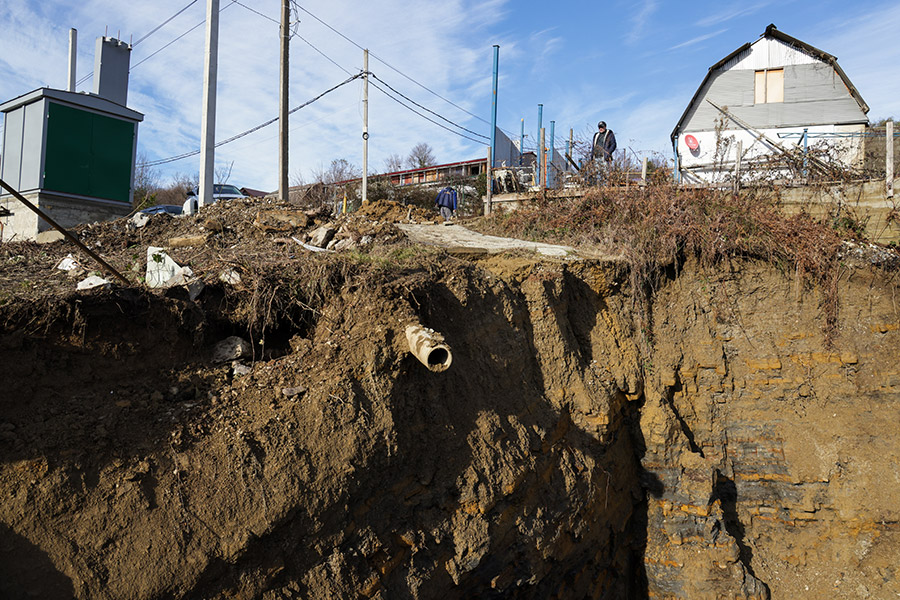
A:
0;37;143;241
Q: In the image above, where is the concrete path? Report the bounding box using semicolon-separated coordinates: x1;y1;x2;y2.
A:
397;223;576;257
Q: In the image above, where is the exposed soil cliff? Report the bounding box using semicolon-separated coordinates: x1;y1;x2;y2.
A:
1;201;898;599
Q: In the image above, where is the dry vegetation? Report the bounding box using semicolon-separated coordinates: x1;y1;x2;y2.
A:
473;180;877;343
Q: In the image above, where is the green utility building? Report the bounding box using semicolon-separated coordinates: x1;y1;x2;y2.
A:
0;37;143;241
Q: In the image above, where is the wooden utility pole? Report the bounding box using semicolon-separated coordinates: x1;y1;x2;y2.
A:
887;120;894;199
197;0;219;214
279;0;290;202
362;49;369;205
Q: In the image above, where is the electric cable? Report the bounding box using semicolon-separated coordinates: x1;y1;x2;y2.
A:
139;72;362;166
76;0;235;88
293;3;494;127
133;0;199;47
370;73;489;141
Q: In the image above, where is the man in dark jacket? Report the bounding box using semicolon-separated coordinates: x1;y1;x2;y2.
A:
435;187;458;221
591;121;617;163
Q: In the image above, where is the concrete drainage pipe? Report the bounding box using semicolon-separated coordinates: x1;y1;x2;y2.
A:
405;324;452;372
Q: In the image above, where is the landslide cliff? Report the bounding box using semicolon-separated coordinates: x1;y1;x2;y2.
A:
1;199;899;599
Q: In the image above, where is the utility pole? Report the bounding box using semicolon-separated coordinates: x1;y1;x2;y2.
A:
568;128;573;172
490;45;499;168
362;48;369;205
887;120;894;199
279;0;290;202
197;0;219;214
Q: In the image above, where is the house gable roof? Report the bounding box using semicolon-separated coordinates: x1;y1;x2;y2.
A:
670;24;868;141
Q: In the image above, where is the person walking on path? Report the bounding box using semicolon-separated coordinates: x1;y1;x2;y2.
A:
435;186;458;221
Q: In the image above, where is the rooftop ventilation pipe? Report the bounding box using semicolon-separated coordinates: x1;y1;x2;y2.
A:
68;28;77;92
405;324;452;372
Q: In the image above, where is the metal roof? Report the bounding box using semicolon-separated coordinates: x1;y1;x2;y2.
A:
670;24;868;141
0;87;143;122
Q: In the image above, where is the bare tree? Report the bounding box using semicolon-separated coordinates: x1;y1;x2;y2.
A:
384;153;404;173
132;152;161;208
215;161;235;184
406;143;436;169
311;158;361;184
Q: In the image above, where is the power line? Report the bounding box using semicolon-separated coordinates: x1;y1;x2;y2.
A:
293;3;491;126
133;0;199;46
76;0;235;88
370;73;488;141
140;72;363;167
287;31;489;145
369;80;486;145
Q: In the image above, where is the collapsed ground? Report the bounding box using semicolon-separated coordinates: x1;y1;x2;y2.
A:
1;194;899;599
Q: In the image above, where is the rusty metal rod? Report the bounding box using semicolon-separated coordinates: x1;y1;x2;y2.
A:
0;177;131;286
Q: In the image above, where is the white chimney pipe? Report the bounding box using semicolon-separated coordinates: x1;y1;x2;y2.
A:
68;28;77;92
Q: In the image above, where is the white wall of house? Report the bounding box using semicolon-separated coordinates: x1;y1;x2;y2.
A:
674;33;868;183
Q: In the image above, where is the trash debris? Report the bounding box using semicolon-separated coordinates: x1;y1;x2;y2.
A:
146;247;182;288
56;254;81;271
76;275;111;291
128;212;150;230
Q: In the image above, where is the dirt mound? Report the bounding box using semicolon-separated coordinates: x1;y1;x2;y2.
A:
2;197;900;599
356;199;439;223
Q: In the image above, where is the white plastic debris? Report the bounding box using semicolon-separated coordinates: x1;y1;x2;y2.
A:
76;275;111;291
56;254;81;271
129;212;150;229
146;247;181;288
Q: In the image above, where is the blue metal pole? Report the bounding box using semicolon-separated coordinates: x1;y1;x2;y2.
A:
490;45;499;168
519;118;524;166
802;127;808;178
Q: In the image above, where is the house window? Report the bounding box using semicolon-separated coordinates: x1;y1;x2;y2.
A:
754;68;784;103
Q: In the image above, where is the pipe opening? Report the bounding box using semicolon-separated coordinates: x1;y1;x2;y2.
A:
405;324;452;372
427;348;450;367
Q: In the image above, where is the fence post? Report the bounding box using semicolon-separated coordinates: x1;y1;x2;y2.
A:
887;120;894;199
540;128;546;190
485;146;493;215
733;140;742;195
641;157;648;187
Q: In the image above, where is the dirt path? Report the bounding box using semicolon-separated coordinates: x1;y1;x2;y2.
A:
397;222;617;259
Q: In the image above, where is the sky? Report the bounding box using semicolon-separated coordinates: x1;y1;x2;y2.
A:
1;0;899;191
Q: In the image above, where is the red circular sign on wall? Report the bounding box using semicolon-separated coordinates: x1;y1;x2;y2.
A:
684;135;699;150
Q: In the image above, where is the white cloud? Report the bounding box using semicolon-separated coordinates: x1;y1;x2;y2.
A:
626;0;659;45
668;29;728;51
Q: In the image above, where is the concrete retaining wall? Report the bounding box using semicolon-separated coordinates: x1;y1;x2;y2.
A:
0;191;131;242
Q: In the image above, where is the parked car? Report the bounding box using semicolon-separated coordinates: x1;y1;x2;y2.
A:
139;204;183;216
183;184;246;213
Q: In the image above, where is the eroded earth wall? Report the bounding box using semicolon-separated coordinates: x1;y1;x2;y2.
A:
0;255;898;599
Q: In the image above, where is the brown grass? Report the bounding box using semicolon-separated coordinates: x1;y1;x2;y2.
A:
475;181;859;344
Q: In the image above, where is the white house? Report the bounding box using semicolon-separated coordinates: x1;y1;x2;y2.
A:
671;24;869;184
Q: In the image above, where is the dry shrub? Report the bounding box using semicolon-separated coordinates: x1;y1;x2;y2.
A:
478;181;856;343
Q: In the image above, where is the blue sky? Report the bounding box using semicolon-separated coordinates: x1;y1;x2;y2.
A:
1;0;898;191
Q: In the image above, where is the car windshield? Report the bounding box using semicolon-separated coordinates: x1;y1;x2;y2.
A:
214;184;242;195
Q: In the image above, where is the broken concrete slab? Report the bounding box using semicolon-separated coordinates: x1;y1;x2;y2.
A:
168;235;208;248
213;337;252;364
309;225;337;248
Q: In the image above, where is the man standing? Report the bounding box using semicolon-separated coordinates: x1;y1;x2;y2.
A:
591;121;617;163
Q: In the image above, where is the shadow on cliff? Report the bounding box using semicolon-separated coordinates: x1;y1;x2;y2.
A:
0;523;75;600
